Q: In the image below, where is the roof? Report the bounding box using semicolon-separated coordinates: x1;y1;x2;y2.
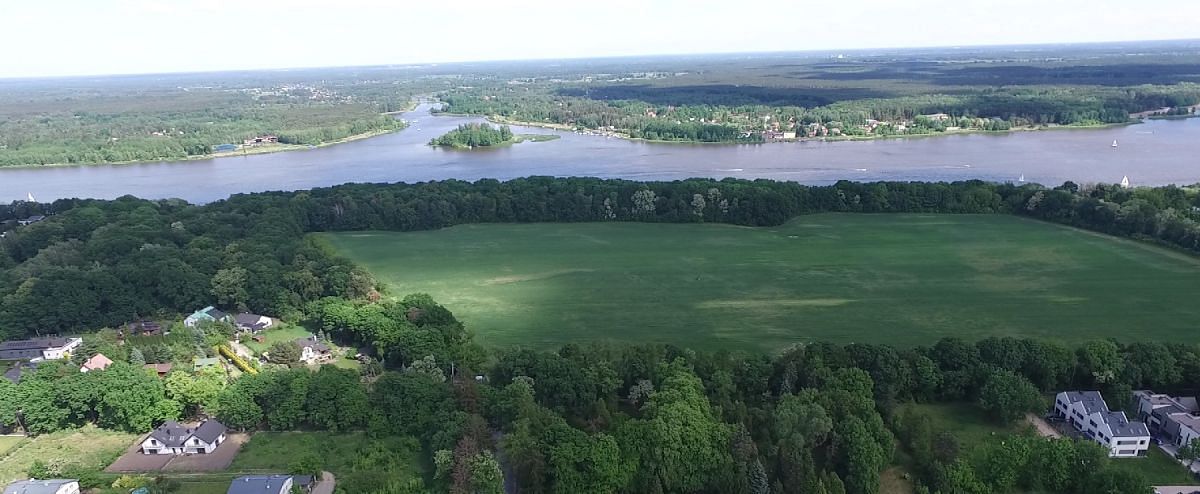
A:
226;475;293;494
3;362;38;384
144;363;173;374
0;338;72;352
81;353;113;371
294;338;330;353
1104;411;1149;437
188;306;228;322
194;357;220;368
3;479;79;494
1170;413;1200;434
1063;391;1110;414
148;419;226;447
234;313;265;325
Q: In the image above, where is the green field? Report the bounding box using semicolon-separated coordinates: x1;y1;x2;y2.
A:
231;432;425;489
0;436;25;458
320;214;1200;351
0;425;137;485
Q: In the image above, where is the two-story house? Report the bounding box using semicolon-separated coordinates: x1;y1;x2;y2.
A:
140;419;227;455
1054;390;1150;457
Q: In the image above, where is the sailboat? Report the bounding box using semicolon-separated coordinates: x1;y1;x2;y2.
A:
1120;176;1131;189
1111;140;1119;148
26;192;35;203
1018;174;1026;183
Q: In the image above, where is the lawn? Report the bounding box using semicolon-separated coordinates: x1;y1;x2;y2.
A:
0;425;138;485
230;432;425;490
899;402;1023;450
319;214;1200;350
0;436;25;457
242;324;315;355
1111;446;1200;486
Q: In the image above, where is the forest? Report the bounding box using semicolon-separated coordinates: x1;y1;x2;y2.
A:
3;177;1200;492
429;124;515;148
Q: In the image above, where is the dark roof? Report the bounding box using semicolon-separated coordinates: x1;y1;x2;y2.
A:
294;338;330;353
149;419;226;447
226;475;293;494
1064;391;1109;414
3;361;39;383
291;475;314;487
234;313;265;325
1104;411;1149;437
193;419;227;443
205;308;228;320
3;479;78;494
0;338;71;351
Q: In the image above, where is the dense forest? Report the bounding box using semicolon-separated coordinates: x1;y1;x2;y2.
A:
3;177;1200;340
429;124;515;148
4;177;1200;492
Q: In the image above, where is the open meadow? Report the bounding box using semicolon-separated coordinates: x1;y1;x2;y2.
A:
321;214;1200;351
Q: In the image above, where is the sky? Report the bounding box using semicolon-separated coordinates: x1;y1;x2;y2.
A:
3;0;1200;78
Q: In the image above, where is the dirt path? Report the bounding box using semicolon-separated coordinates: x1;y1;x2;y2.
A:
312;471;335;494
1026;413;1062;438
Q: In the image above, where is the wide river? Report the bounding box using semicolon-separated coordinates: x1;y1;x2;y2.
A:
2;103;1199;203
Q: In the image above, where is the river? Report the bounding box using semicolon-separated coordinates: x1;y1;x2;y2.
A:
2;103;1199;203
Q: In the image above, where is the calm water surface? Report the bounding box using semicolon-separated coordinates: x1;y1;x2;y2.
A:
2;103;1198;203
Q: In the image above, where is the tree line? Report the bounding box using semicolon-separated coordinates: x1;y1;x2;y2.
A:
429;123;515;148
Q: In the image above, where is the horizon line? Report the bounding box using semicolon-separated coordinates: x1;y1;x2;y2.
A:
2;37;1199;82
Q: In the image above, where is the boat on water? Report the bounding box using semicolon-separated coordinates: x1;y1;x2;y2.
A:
1120;176;1131;188
1112;140;1119;148
1018;174;1026;183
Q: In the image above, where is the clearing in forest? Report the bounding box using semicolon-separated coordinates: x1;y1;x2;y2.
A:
320;214;1200;351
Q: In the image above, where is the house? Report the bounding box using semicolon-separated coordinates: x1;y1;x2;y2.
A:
144;363;173;378
234;313;273;333
140;419;227;455
0;337;83;361
1133;390;1200;448
295;338;332;364
242;135;279;146
16;215;45;226
124;320;163;337
193;357;220;372
185;306;230;327
1054;391;1150;457
79;354;113;373
226;475;292;494
2;479;80;494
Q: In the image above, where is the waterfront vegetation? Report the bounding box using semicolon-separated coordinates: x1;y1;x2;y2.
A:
429;123;514;148
4;177;1200;493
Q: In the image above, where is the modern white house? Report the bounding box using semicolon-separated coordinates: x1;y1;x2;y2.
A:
2;479;80;494
140;419;227;455
225;475;294;494
233;313;273;332
1054;391;1150;457
0;337;82;361
1133;390;1200;448
185;306;230;328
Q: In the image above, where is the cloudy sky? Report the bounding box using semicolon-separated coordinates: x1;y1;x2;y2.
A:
4;0;1199;78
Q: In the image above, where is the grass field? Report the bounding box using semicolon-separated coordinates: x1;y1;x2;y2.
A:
0;425;138;485
231;432;425;489
320;214;1200;350
241;324;315;355
0;436;25;457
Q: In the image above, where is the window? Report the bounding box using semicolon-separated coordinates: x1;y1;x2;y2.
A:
1089;420;1098;428
1117;440;1138;445
1118;449;1135;455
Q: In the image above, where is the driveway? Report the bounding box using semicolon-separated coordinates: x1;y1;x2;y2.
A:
312;471;335;494
1157;442;1200;474
1025;413;1062;438
1153;487;1200;494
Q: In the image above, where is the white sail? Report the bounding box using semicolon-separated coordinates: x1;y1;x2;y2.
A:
1018;174;1025;182
1112;140;1119;148
1120;176;1131;188
26;192;35;202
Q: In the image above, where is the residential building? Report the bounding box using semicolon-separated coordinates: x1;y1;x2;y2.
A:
0;337;83;361
185;306;230;327
16;215;45;226
234;313;273;333
79;354;113;373
1054;391;1150;457
2;479;80;494
124;320;163;337
140;419;227;455
193;357;220;372
144;363;173;378
226;475;293;494
1133;390;1200;448
295;338;332;364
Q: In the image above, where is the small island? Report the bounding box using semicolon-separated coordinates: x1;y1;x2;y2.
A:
429;123;558;149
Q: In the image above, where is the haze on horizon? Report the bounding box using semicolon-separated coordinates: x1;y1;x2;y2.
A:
5;0;1200;79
